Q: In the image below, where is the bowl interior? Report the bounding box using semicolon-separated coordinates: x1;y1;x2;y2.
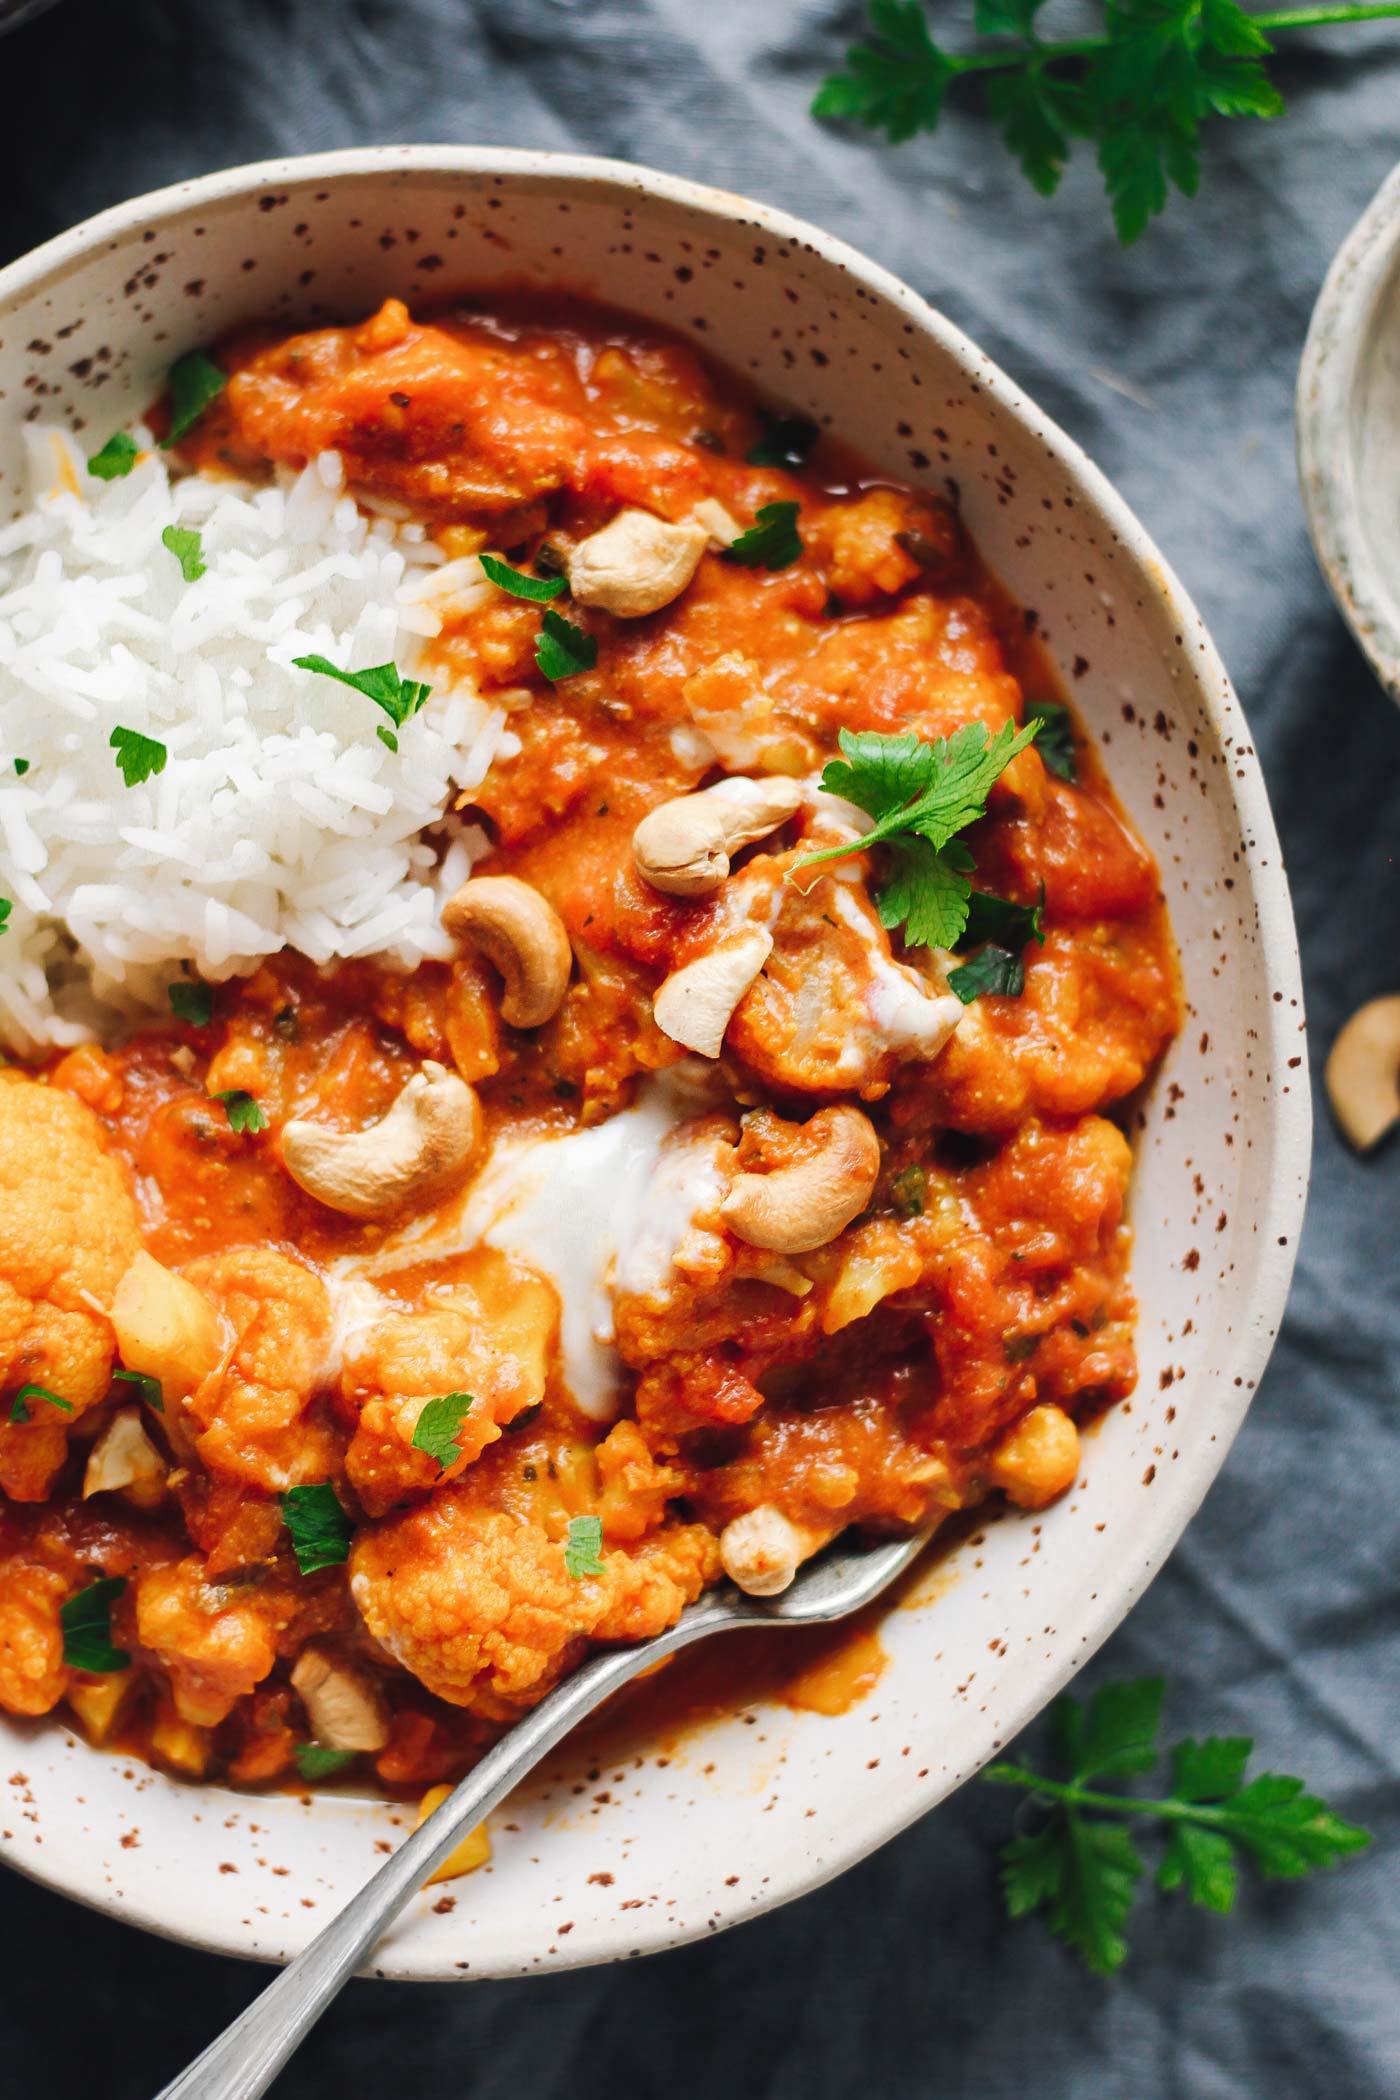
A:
0;150;1309;1978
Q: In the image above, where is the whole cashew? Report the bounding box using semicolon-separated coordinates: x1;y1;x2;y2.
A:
567;508;710;618
442;876;572;1029
1325;994;1400;1152
722;1104;880;1253
291;1642;390;1753
282;1062;481;1220
719;1505;834;1596
633;775;804;897
652;926;773;1059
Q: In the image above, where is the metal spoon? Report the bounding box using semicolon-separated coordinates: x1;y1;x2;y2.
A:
154;1528;929;2100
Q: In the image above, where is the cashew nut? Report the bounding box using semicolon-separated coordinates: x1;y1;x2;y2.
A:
722;1104;880;1254
1325;994;1400;1152
83;1408;167;1507
566;508;710;617
290;1642;390;1753
111;1250;224;1397
282;1062;481;1220
652;927;773;1059
633;776;804;897
442;876;572;1029
719;1505;832;1596
690;497;741;548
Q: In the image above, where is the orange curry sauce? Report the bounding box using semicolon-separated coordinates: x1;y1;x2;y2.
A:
0;297;1179;1792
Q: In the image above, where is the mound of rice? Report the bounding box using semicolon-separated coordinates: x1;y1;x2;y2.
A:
0;426;512;1051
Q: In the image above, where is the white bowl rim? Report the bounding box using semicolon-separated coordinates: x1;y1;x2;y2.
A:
1297;158;1400;703
0;143;1311;1974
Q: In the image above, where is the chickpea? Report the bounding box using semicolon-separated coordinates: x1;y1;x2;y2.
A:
988;1403;1080;1510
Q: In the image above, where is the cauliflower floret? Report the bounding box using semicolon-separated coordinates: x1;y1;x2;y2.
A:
184;1247;335;1491
807;487;960;606
134;1556;285;1726
0;1558;68;1716
0;1075;141;1502
351;1495;717;1719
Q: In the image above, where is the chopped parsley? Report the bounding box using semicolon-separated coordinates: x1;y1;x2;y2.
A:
168;979;213;1026
535;609;597;683
13;759;29;776
9;1382;74;1424
61;1575;130;1674
213;1089;267;1135
0;901;10;936
986;1675;1370;1974
793;718;1039;949
109;726;168;789
747;414;820;468
113;1367;164;1413
410;1391;475;1473
279;1484;353;1575
889;1164;927;1218
479;553;568;603
163;350;227;445
564;1513;605;1579
948;884;1047;1003
293;654;433;753
1023;700;1077;782
87;431;141;481
161;524;207;582
721;499;804;571
295;1743;358;1781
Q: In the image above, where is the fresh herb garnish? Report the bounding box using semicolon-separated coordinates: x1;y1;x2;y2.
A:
793;719;1038;949
87;431;141;481
161;524;206;582
295;1743;359;1781
479;553;568;603
168;979;212;1026
890;1163;928;1218
13;760;29;776
9;1382;74;1424
109;726;168;789
747;414;820;468
534;609;598;683
113;1367;164;1413
61;1576;130;1673
213;1089;267;1135
292;654;433;753
948;883;1047;1003
279;1484;353;1575
1024;700;1077;782
809;0;1400;245
722;500;804;571
0;901;10;935
564;1514;605;1579
410;1391;475;1473
163;351;227;445
984;1675;1370;1975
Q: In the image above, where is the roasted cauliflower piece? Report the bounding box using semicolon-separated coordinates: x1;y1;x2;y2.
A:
0;1558;68;1716
0;1074;141;1502
134;1556;285;1727
350;1495;717;1720
183;1247;335;1491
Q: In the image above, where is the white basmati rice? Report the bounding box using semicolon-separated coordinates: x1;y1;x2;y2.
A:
0;426;511;1051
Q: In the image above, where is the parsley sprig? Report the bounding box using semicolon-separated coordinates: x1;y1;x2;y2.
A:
279;1484;353;1575
293;655;433;752
61;1576;130;1674
794;718;1038;949
411;1391;475;1473
984;1676;1370;1974
813;0;1400;244
564;1514;605;1579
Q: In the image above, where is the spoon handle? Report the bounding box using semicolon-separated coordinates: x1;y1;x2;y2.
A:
155;1600;733;2100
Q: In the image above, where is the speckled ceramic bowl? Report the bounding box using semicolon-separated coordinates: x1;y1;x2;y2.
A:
1298;160;1400;700
0;148;1309;1979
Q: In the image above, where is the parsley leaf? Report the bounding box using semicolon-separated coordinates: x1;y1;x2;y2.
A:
410;1391;475;1473
293;655;433;752
812;0;954;143
535;609;598;682
109;726;168;788
793;718;1039;949
161;524;207;582
0;901;10;936
295;1743;359;1781
948;944;1026;1002
61;1576;130;1673
87;431;141;481
949;883;1046;1001
721;500;803;571
163;350;226;445
168;979;212;1026
1024;700;1077;781
747;413;820;468
889;1163;927;1218
279;1484;353;1575
479;553;568;603
564;1514;605;1579
214;1089;267;1135
9;1382;74;1424
13;760;28;776
984;1674;1370;1973
113;1367;164;1413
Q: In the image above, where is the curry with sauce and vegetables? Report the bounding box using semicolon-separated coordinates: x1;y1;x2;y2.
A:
0;296;1179;1799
